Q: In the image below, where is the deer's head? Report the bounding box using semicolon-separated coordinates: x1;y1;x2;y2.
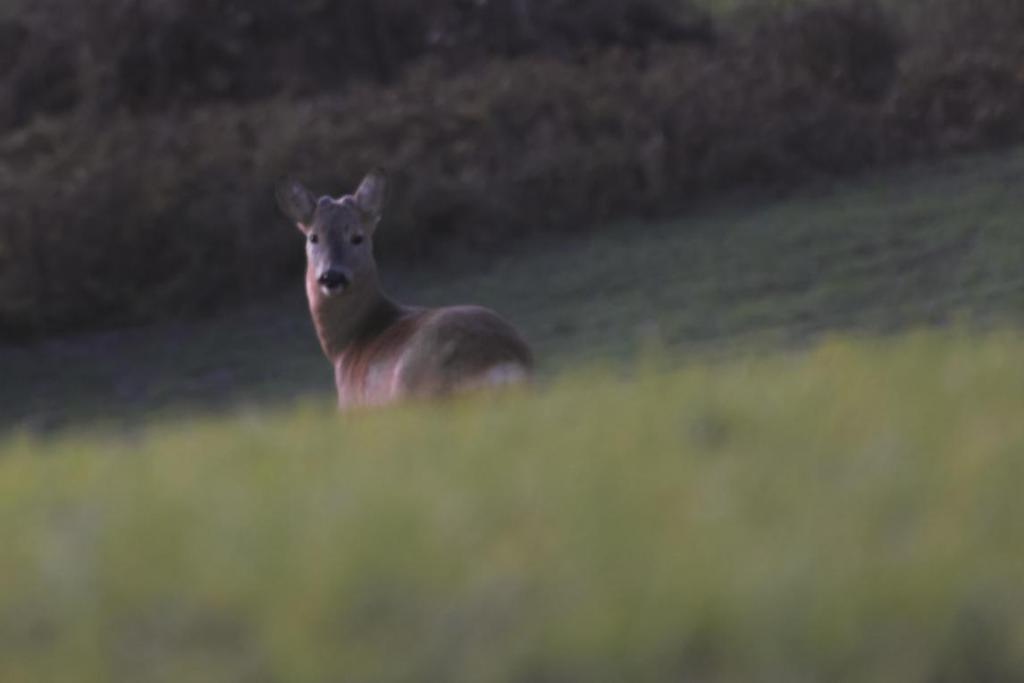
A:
276;170;387;298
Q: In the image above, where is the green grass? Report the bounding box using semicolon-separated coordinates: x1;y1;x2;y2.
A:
3;333;1024;682
4;148;1024;432
4;148;1024;680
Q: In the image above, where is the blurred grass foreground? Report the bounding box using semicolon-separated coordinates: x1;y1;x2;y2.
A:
3;333;1024;682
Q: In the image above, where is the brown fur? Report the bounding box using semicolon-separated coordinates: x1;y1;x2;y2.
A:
331;303;533;408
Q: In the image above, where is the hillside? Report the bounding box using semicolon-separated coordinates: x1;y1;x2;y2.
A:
3;147;1023;433
2;0;1023;337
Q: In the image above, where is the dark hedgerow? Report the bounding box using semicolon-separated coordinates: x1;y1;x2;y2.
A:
0;0;714;128
1;0;1024;339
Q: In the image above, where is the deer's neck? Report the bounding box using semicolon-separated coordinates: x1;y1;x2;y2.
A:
307;272;404;362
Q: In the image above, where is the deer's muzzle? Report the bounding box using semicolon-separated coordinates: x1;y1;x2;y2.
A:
318;269;351;295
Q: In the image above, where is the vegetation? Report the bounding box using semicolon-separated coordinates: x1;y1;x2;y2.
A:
2;0;1024;338
4;13;1024;673
4;146;1023;434
3;332;1024;682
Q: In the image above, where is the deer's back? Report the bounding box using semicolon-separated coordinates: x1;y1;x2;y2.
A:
336;305;532;407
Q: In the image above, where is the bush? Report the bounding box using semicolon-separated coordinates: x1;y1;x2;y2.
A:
0;0;713;128
2;0;1024;339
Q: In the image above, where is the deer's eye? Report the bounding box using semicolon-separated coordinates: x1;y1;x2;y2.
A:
351;234;365;246
308;234;319;245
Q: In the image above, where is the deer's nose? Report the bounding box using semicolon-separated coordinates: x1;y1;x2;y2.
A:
318;269;350;291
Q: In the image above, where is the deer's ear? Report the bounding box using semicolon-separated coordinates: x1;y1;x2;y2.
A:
353;168;387;225
275;178;317;233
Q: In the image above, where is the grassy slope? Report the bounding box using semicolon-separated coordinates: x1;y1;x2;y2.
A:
3;148;1024;432
3;334;1024;682
3;151;1024;681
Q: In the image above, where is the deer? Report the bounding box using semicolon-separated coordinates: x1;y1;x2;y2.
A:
275;169;533;410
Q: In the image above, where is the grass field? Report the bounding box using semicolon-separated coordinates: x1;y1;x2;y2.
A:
3;334;1024;682
3;149;1024;681
3;147;1024;433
